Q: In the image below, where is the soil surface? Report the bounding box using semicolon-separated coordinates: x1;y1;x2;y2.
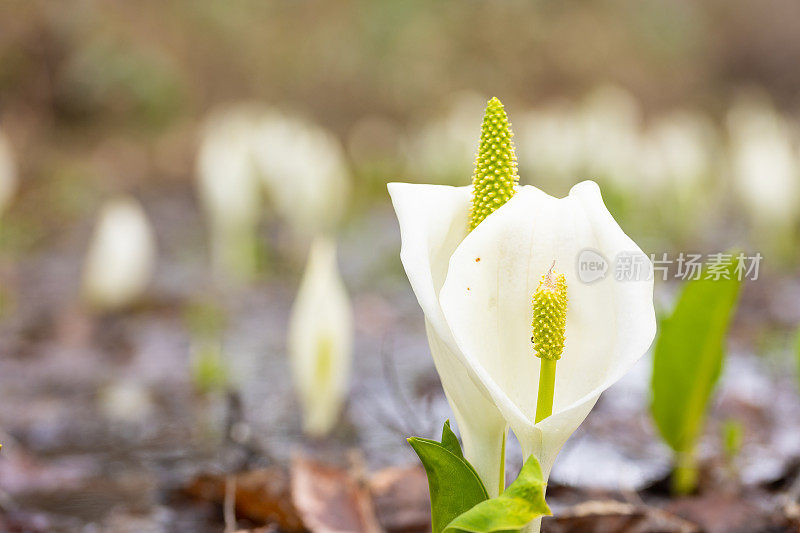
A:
0;192;798;532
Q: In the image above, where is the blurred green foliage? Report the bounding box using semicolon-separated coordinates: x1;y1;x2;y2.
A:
56;37;184;131
0;0;798;259
651;256;742;494
722;418;743;461
796;326;800;390
191;341;228;394
184;299;227;340
184;299;229;393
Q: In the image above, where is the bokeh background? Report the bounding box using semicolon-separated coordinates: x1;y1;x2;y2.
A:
0;1;799;531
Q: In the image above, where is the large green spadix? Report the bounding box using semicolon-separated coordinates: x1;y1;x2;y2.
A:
469;97;519;231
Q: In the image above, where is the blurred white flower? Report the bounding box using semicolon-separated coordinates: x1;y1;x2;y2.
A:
196;105;264;280
516;101;584;185
251;111;350;237
288;236;353;437
727;94;800;229
83;197;156;311
577;85;642;187
405;91;486;185
517;86;643;191
99;380;154;424
0;128;18;216
639;110;719;199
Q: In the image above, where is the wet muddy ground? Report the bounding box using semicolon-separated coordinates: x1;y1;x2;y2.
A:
0;188;799;532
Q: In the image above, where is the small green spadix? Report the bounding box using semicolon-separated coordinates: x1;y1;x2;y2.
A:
531;265;568;362
469;97;519;231
532;264;568;423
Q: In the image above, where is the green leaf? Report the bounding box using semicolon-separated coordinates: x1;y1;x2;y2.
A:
444;455;551;533
408;421;489;533
651;256;742;455
440;420;463;458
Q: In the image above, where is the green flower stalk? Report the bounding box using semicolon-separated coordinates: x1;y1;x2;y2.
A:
532;264;568;423
469;97;519;231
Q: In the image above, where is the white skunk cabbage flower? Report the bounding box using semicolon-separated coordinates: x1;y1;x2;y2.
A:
436;182;655;476
196;106;264;280
637;110;720;219
517;87;642;191
516;101;584;186
405;91;487;185
251;111;350;237
391;181;656;486
727;94;800;229
390;98;656;501
576;85;642;187
83;197;156;311
0;128;17;215
288;237;353;437
639;111;717;194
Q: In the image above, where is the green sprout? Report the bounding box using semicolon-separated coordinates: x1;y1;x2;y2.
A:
722;418;743;461
651;256;742;494
184;299;229;394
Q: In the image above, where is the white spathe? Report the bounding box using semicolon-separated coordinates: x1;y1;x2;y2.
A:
727;95;800;229
0;128;17;215
391;182;507;496
196;106;264;280
389;180;656;494
251;112;350;238
516;101;584;186
288;237;353;437
405;91;487;185
83;197;156;310
516;87;643;191
577;86;642;188
639;110;717;198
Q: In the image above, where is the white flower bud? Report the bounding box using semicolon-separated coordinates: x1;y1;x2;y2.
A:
0;128;18;216
82;197;156;311
288;237;353;437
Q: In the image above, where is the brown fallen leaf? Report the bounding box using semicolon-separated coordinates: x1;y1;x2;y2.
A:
369;465;430;532
665;493;771;533
291;455;381;533
546;499;700;533
184;467;305;532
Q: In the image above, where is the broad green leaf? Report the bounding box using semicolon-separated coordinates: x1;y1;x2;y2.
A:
444;455;551;533
440;420;463;458
408;422;489;533
651;257;742;454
